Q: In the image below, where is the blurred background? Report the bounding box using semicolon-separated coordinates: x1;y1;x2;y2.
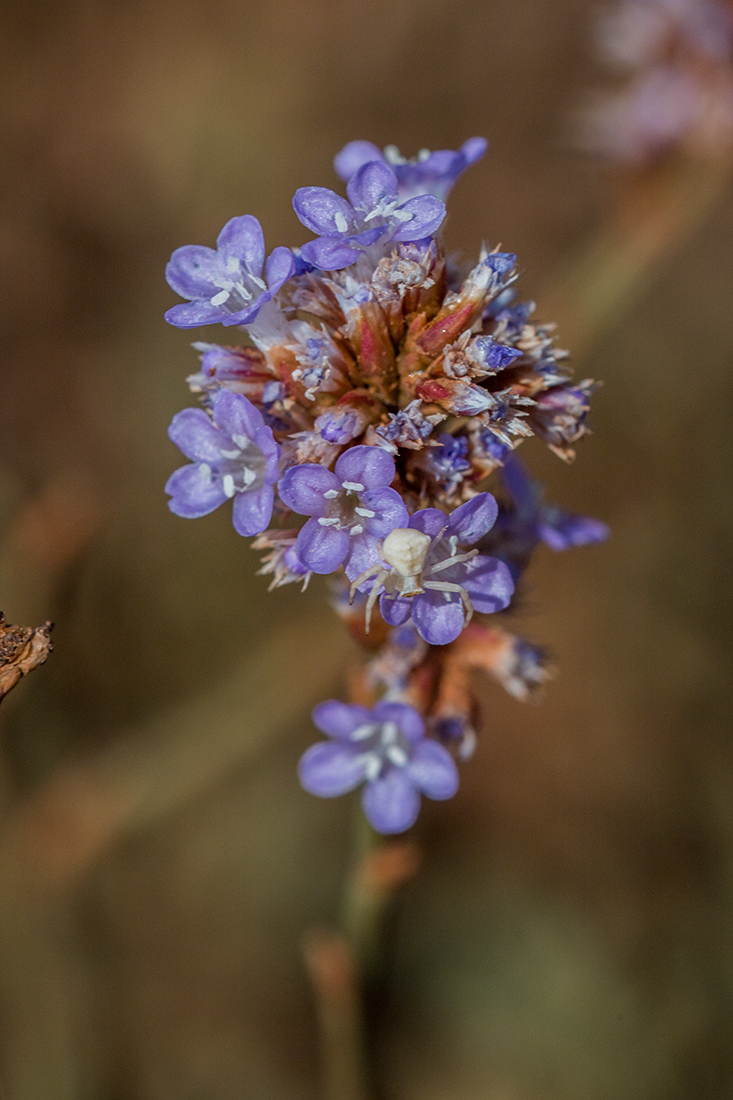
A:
1;0;732;1097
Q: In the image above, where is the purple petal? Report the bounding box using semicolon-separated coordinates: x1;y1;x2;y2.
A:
216;215;265;276
278;465;340;516
312;700;374;740
343;533;382;585
406;740;459;800
362;770;421;834
390;195;446;242
373;701;424;742
164;300;228;329
360;486;408;537
264;246;295;293
447;493;498;545
165;245;221;298
462;555;514;613
255;426;281;481
346;160;398;212
168;407;228;463
165;464;227;518
300;236;362;271
412;590;466;646
334;141;385;181
293;187;356;236
299;742;367;797
212;389;264;440
538;509;610;551
409;508;448;537
335;445;395;489
221;289;270;327
232;484;274;536
461;137;488;166
379;592;412;627
296;517;350;573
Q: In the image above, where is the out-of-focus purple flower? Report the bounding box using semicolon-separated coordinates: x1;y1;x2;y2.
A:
278;444;408;580
299;699;459;834
479;454;609;579
165;215;295;328
334;137;488;200
581;0;733;161
293;161;446;271
166;389;280;536
538;506;610;550
355;494;514;646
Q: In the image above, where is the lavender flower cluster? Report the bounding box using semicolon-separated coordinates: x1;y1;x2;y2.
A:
580;0;733;161
164;138;607;833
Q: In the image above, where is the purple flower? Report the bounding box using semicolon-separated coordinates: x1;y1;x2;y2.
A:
293;160;446;271
351;493;514;646
299;700;459;834
277;445;408;580
538;506;610;551
424;432;472;496
334;137;488;201
166;389;280;536
165;215;295;329
479;455;609;578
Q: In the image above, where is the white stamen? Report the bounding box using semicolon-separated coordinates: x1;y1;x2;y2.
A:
210;290;230;307
381;721;399;745
233;281;253;301
350;524;364;536
242;467;257;487
363;754;381;782
199;463;212;481
449;535;459;557
386;745;408;767
355;507;375;518
334;211;349;233
232;434;250;449
364;199;400;223
317;517;341;527
383;144;404;165
250;274;266;290
226;255;239;273
220;448;242;459
222;474;236;498
341;481;364;492
352;723;376;741
323;489;340;499
391;208;414;223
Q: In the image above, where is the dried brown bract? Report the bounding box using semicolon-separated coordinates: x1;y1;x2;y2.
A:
0;612;53;701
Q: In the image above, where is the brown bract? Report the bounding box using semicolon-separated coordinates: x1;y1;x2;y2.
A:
0;613;53;701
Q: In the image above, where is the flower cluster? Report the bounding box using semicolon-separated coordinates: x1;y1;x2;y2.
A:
579;0;733;161
164;137;607;833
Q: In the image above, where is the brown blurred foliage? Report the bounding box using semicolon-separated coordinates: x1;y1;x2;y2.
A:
0;0;732;1098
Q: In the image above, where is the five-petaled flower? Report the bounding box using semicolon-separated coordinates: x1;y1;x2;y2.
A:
299;700;459;834
293;160;446;271
351;493;515;646
278;445;408;582
333;137;488;200
166;389;280;536
165;215;294;329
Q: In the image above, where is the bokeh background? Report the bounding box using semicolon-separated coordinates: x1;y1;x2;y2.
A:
1;0;732;1097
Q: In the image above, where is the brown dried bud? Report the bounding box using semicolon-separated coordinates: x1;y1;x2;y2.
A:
0;613;53;702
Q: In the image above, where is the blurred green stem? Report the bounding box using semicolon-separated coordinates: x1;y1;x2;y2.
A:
340;809;385;977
